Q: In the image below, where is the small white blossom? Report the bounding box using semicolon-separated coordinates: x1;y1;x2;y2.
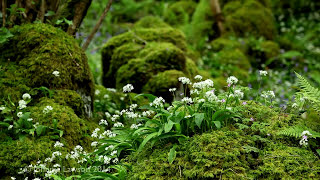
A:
205;91;218;102
17;112;23;118
113;122;124;128
91;141;98;147
52;71;60;77
22;93;31;100
185;115;191;118
227;76;238;85
111;115;120;122
181;97;193;104
193;79;214;89
19;100;27;109
169;88;177;92
234;90;244;99
95;90;100;95
130;123;142;129
123;84;134;92
107;88;117;92
43;106;53;114
197;99;205;103
91;128;100;138
190;89;199;95
8;125;13;130
104;94;109;98
99;119;108;126
105;112;111;118
261;91;275;99
0;106;5;111
27;118;33;122
178;77;192;85
150;97;165;108
54;141;64;148
259;70;268;76
126;111;139;119
301;130;312;136
292;103;298;108
130;104;138;110
194;75;203;80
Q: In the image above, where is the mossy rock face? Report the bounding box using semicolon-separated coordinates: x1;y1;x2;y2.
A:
29;98;95;149
102;27;188;88
0;136;53;175
142;70;186;101
127;130;257;179
0;23;94;117
224;0;277;40
211;37;246;52
260;40;280;59
256;145;320;179
216;49;251;71
134;16;170;29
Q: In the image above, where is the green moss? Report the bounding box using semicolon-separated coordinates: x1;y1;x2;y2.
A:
143;70;186;101
185;58;200;78
102;27;187;87
30;98;95;149
0;137;53;175
211;37;246;52
0;23;94;116
134;16;170;29
128;130;257;179
260;41;280;59
115;42;187;92
224;0;277;39
216;49;251;71
164;1;197;26
53;90;85;117
256;145;320;179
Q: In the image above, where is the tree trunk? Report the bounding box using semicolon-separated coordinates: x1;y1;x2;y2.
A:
210;0;224;35
0;0;92;35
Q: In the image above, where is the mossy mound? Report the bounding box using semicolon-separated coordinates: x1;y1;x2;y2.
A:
134;16;170;29
102;27;188;88
224;0;277;39
0;136;53;175
127;129;320;179
0;23;94;117
211;37;246;52
127;130;257;179
143;70;186;101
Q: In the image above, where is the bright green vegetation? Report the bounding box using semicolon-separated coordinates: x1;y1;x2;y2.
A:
0;0;319;179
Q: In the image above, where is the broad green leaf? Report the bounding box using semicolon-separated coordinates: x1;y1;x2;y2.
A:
213;121;221;129
137;132;158;152
194;113;205;128
164;120;174;133
45;10;55;16
135;93;156;102
0;122;10;127
168;145;177;164
36;125;47;136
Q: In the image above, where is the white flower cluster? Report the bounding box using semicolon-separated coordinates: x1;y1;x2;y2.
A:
18;100;27;109
150;97;165;108
299;130;312;146
194;75;203;80
178;77;192;85
91;128;101;138
190;89;200;95
113;122;124;128
95;90;101;95
91;141;98;147
142;110;154;117
227;76;238;85
104;94;110;98
259;70;268;76
54;141;64;148
17;112;23;118
22;93;31;100
261;91;275;99
234;90;244;99
105;112;111;118
292;103;298;108
181;97;193;104
130;104;138;111
125;111;140;119
130;123;143;129
169;88;177;92
111;114;120;122
193;79;214;89
52;71;60;77
205;91;218;102
0;106;5;111
43;105;53;114
123;84;134;92
99;119;108;126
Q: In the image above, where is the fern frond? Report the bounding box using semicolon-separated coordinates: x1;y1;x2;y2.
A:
295;72;320;113
278;125;320;139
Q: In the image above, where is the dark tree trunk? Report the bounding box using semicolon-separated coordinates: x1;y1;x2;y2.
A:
0;0;92;36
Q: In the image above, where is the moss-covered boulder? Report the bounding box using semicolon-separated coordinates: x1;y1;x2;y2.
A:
134;16;170;29
224;0;277;39
0;23;95;117
102;27;188;88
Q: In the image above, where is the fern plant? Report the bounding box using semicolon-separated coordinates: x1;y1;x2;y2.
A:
295;72;320;113
277;125;320;139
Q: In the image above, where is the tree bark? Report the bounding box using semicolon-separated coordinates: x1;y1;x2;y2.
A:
210;0;224;35
1;0;92;35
